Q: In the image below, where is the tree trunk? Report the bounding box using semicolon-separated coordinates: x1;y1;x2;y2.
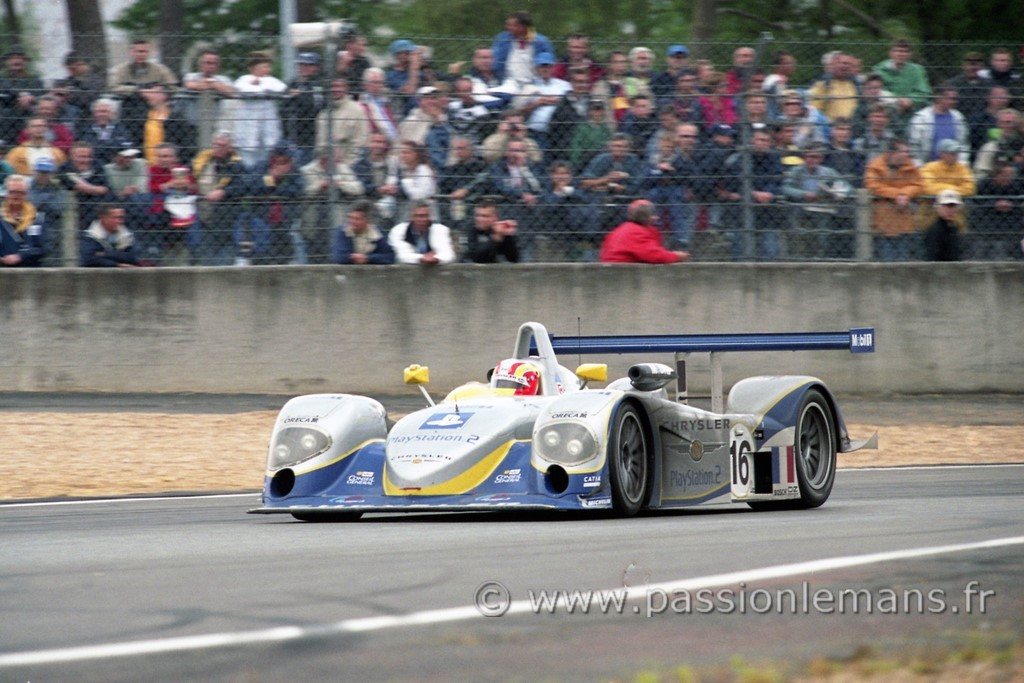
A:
3;0;21;37
690;0;717;58
64;0;107;81
297;0;316;22
158;0;185;78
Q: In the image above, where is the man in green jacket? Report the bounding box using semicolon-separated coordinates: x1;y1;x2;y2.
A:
873;39;932;125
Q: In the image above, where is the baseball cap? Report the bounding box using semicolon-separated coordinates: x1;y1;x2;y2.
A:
389;39;415;55
416;85;439;97
667;44;690;57
712;124;736;137
937;138;961;154
34;157;56;173
297;52;321;65
936;189;963;205
117;140;141;157
534;53;556;66
588;97;607;110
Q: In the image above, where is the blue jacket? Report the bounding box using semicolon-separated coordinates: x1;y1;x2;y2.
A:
491;31;555;82
0;218;45;266
331;224;395;264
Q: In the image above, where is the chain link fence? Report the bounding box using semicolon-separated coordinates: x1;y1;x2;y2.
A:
1;32;1023;266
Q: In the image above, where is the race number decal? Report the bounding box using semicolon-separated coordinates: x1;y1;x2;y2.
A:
730;424;755;498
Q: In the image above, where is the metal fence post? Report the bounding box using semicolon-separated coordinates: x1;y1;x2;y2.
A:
855;188;872;261
62;193;78;267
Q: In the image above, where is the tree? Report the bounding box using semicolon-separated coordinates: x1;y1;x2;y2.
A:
159;0;186;77
65;0;108;78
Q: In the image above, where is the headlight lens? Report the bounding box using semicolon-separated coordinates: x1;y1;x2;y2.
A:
535;423;597;466
268;426;332;469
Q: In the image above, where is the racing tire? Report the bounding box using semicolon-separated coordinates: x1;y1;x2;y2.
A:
291;511;363;522
748;389;837;510
607;403;652;517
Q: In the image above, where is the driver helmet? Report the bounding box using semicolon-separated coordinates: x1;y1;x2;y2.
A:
491;359;543;396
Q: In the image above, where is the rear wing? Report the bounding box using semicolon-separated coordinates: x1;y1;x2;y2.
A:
533;327;874;411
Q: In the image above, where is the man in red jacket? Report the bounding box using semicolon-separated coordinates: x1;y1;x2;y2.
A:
599;199;690;263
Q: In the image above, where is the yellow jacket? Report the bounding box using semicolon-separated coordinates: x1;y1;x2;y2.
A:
4;145;66;176
920;160;976;198
808;78;859;121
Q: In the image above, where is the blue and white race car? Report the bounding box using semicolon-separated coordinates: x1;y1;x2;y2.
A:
252;322;876;521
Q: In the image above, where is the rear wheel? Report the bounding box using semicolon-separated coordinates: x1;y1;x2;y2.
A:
291;511;363;522
748;389;837;510
607;404;651;517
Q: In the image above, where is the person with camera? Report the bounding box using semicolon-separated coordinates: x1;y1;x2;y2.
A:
465;198;520;263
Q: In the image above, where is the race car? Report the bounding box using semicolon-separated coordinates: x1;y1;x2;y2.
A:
251;322;876;521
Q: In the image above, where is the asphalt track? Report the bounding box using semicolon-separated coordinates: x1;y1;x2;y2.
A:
1;465;1022;681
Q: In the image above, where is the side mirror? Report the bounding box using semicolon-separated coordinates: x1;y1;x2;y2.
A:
628;363;676;392
575;363;607;386
404;364;430;385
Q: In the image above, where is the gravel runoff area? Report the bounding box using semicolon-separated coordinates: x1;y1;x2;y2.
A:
1;393;1021;500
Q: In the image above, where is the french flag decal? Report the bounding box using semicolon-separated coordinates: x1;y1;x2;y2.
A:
771;447;796;484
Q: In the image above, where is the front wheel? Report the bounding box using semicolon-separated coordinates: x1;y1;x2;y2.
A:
291;511;363;522
607;403;651;517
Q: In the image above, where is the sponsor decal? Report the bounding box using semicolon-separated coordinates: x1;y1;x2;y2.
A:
579;496;612;509
390;434;480;445
583;474;601;488
391;453;454;463
346;470;375;486
689;440;704;461
669;467;723;492
422;412;475;429
494;468;522;484
551;410;589;420
283;416;318;424
665;418;731;432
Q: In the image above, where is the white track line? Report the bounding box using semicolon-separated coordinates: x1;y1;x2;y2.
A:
840;463;1024;472
0;493;258;509
1;534;1021;668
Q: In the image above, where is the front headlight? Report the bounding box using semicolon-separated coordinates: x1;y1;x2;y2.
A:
268;426;332;469
535;423;598;466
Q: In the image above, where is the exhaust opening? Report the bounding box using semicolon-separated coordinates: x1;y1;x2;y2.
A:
270;469;296;498
545;465;569;494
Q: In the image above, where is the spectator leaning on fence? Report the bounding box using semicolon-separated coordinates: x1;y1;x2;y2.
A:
923;189;965;261
28;157;64;264
79;203;140;268
599;198;688;264
109;38;178;145
921;139;976;201
232;52;288;169
0;174;44;267
465;198;520;264
182;49;236;150
331;199;394;265
864;138;924;261
388;199;455;265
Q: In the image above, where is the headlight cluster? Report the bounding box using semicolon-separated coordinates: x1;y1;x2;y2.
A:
268;426;332;470
535;422;598;466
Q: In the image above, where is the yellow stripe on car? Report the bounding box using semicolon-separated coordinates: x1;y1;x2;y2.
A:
382;440;522;496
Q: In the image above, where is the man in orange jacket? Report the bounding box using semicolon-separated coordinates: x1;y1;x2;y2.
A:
599;199;690;263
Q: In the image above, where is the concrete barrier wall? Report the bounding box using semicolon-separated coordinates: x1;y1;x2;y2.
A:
3;263;1022;395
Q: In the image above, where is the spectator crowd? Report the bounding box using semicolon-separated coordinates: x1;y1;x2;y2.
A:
2;17;1023;268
